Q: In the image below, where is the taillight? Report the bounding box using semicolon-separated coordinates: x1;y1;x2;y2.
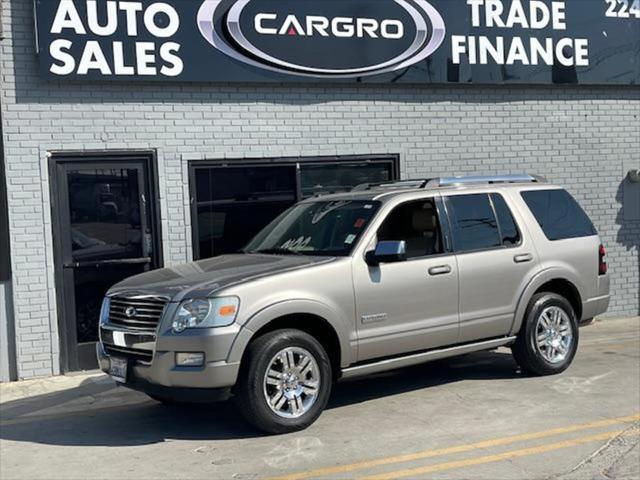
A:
598;244;607;275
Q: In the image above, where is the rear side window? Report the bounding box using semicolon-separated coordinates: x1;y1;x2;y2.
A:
447;194;501;253
490;193;521;246
521;189;596;241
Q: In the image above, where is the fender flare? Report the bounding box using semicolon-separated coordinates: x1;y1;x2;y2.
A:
509;268;584;335
227;299;354;367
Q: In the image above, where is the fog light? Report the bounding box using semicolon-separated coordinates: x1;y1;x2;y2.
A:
176;352;205;367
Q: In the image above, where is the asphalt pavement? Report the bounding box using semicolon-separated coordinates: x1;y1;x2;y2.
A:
1;316;638;480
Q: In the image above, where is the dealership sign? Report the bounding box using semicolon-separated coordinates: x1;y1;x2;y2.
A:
34;0;640;84
197;0;446;77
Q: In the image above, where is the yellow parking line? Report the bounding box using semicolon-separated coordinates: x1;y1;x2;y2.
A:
269;414;639;480
361;429;635;480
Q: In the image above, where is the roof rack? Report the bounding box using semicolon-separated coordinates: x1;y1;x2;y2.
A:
435;174;546;187
351;174;545;192
351;179;434;192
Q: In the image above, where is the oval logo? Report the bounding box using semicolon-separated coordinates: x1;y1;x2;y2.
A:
125;306;137;318
197;0;446;78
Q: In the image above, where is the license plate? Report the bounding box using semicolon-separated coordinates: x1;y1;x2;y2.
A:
109;357;128;383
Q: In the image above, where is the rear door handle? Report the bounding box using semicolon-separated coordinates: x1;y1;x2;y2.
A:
514;253;533;264
428;265;452;276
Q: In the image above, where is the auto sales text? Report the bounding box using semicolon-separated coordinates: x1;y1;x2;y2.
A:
47;0;183;77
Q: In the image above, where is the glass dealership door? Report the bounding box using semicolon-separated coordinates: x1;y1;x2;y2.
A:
52;156;160;371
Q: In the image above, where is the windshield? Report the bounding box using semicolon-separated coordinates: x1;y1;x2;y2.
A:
244;200;380;256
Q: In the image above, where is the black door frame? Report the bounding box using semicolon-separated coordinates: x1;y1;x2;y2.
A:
49;150;163;373
188;153;400;260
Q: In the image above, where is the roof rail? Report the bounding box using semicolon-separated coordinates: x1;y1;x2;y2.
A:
351;179;434;192
351;174;545;193
435;174;545;187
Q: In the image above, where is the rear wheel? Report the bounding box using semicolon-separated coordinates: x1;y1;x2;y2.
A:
236;329;332;434
512;293;579;376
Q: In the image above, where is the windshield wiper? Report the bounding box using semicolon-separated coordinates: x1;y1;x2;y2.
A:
249;248;304;256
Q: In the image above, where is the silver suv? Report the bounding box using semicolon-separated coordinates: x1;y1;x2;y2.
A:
97;174;610;433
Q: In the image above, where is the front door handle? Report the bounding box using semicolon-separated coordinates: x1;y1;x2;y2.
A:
514;253;533;264
429;265;452;276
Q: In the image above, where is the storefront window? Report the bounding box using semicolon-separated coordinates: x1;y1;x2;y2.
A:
194;165;298;259
191;156;397;260
300;163;393;198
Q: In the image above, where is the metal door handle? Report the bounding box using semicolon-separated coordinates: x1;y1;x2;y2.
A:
429;265;452;276
63;257;152;269
514;253;533;264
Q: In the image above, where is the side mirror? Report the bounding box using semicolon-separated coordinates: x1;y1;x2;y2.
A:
365;241;407;266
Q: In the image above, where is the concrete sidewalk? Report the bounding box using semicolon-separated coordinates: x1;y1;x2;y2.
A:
0;371;107;404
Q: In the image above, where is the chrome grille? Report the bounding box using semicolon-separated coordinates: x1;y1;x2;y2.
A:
104;344;153;364
108;296;168;332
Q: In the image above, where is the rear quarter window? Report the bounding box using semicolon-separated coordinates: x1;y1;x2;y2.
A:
521;189;597;241
490;193;521;247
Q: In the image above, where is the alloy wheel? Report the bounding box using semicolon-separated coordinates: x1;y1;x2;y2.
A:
535;306;574;364
262;346;321;419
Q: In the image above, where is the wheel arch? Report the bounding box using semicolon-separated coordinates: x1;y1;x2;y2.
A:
511;271;584;335
228;300;353;377
533;279;582;321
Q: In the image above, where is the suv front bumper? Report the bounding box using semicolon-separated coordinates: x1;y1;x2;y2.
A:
97;324;241;390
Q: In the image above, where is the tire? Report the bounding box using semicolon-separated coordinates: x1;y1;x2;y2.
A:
236;329;332;434
511;292;579;376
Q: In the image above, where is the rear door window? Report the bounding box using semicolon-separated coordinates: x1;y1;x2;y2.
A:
490;193;521;246
521;189;596;240
446;194;501;253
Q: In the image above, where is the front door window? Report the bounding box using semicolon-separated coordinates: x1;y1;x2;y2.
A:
377;199;444;259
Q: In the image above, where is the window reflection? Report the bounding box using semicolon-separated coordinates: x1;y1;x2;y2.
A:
193;160;396;260
300;163;392;198
448;194;502;253
67;169;142;261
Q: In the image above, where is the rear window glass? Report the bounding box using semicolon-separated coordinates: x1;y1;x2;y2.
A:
447;194;501;253
521;190;596;241
491;193;521;246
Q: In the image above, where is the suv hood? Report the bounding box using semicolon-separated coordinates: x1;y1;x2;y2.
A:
108;254;336;301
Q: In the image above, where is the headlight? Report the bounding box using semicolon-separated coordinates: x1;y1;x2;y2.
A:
172;297;240;333
99;297;111;326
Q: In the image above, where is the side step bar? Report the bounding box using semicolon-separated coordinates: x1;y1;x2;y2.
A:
341;336;517;379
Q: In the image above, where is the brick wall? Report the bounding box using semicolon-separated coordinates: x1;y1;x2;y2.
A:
1;0;639;378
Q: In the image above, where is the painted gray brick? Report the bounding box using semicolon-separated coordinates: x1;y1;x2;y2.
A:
1;0;639;379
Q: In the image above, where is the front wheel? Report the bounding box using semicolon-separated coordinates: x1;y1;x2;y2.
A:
236;329;332;434
511;293;579;376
